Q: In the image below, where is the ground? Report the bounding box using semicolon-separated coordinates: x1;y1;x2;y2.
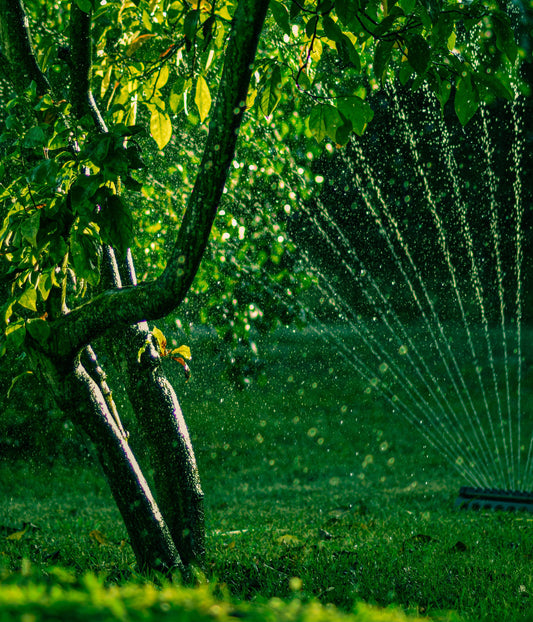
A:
1;326;532;621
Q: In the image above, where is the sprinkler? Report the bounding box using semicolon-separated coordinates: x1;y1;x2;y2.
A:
455;487;533;513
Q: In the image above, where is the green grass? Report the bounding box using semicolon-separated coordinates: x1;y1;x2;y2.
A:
1;326;532;621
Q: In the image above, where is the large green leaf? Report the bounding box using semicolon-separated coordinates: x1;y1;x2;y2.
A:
491;11;518;64
20;211;40;248
373;40;394;82
26;318;50;344
150;109;172;150
18;288;37;312
99;195;134;254
270;1;291;35
337;96;374;136
195;75;212;123
259;64;282;117
308;104;344;142
407;34;431;75
454;73;479;125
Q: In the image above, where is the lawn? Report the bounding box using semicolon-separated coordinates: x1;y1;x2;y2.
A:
1;325;532;621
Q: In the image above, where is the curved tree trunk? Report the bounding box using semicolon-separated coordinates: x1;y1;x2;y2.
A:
0;0;270;577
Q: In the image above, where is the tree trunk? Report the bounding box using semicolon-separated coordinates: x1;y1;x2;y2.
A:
30;349;185;575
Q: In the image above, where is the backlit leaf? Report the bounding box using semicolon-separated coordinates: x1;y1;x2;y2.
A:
18;288;37;312
20;211;40;247
170;345;192;359
150;109;172;150
89;529;108;545
6;524;30;541
259;64;282;117
337;95;374;136
195;75;212;123
151;326;167;354
308;104;344;142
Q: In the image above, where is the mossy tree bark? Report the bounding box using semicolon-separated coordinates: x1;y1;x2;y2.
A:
0;0;270;576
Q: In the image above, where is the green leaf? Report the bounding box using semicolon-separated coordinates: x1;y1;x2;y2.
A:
335;0;354;26
18;288;37;312
407;34;431;75
195;75;212;123
20;211;40;248
70;227;101;286
455;73;479;125
473;71;513;101
337;96;374;136
322;15;343;42
37;272;53;301
184;9;199;43
491;12;517;64
373;40;394;82
26;318;50;344
305;15;319;38
150;109;172;150
270;1;291;35
308;104;344;142
22;126;46;149
99;195;134;254
336;34;361;71
398;0;416;13
259;64;282;117
5;320;26;349
74;0;93;13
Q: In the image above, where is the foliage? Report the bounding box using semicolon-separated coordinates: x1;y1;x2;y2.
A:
0;0;524;363
0;571;430;622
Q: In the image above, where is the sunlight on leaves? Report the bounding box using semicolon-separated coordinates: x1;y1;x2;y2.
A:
195;75;212;123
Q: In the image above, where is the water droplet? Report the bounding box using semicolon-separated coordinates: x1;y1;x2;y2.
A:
362;454;373;468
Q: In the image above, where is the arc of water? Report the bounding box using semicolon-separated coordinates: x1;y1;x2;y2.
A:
256;137;501;486
310;267;491;487
505;0;527;493
344;139;499;486
509;96;527;488
256;262;487;486
427;92;514;489
476;104;515;488
390;90;509;487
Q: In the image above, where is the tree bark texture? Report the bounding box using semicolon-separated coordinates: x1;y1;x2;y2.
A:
0;0;50;94
50;0;272;358
1;0;271;577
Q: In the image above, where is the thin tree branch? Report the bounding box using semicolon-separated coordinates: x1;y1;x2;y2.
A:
0;0;50;94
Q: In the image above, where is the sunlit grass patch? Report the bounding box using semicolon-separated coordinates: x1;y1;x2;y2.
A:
1;327;533;621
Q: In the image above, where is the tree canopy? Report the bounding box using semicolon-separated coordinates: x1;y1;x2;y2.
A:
0;0;527;576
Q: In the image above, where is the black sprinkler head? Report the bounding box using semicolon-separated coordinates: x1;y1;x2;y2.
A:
456;487;533;513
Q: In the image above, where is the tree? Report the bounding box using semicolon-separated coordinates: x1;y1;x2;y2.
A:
0;0;521;577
